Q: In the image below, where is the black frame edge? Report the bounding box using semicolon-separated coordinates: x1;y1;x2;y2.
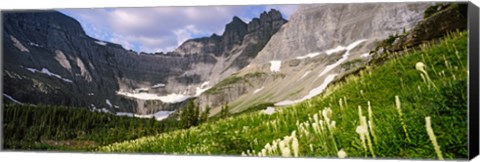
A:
468;1;480;160
0;10;4;151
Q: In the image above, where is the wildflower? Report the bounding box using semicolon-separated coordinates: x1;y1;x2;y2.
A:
339;98;344;110
261;149;267;156
279;140;291;157
312;123;320;134
292;136;299;157
330;121;336;130
322;107;333;119
358;105;363;121
416;62;426;73
337;149;347;158
264;107;275;115
425;116;444;160
395;95;410;142
356;125;367;151
415;62;437;90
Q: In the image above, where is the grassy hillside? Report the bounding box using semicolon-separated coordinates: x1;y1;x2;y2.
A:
99;31;468;159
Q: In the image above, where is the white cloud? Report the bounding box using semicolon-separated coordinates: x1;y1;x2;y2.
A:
174;25;202;46
61;5;298;53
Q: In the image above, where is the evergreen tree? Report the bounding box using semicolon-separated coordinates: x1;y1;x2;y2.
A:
200;105;211;123
220;103;229;119
180;100;200;128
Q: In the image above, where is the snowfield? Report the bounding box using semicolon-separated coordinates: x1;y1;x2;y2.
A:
270;60;282;72
253;87;265;94
116;111;175;121
105;99;112;107
95;41;107;46
10;36;29;53
275;74;338;106
361;53;370;58
318;39;366;77
296;52;321;60
300;71;312;79
29;42;42;47
152;83;166;88
116;91;190;103
3;93;23;104
195;81;211;96
26;67;73;83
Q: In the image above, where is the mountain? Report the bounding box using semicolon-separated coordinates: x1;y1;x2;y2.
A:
196;3;434;115
2;9;287;116
3;3;446;119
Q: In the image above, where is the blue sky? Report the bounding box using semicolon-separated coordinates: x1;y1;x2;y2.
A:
59;5;298;53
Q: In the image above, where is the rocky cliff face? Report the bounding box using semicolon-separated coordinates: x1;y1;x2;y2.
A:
2;9;286;116
252;3;432;64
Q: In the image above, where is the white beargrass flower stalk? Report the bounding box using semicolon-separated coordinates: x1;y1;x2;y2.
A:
358;105;363;122
362;116;375;158
338;149;347;158
416;62;438;90
420;73;427;83
261;149;267;156
343;96;348;108
367;101;377;144
339;98;344;110
356;125;367;152
425;116;444;160
395;95;411;142
312;123;320;134
292;135;299;157
279;141;287;156
357;105;367;152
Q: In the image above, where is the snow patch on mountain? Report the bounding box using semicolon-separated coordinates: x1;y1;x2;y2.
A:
296;52;321;59
106;99;112;107
95;41;107;46
26;67;73;83
300;71;312;79
10;36;29;53
116;91;190;103
116;111;174;121
361;53;370;58
270;60;282;72
195;81;211;96
275;74;338;106
29;42;42;47
152;83;166;88
318;39;366;77
3;93;23;104
253;87;265;94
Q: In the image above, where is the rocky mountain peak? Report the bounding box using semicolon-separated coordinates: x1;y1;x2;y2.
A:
174;10;287;56
221;16;248;52
4;11;86;37
247;9;287;34
260;9;283;21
